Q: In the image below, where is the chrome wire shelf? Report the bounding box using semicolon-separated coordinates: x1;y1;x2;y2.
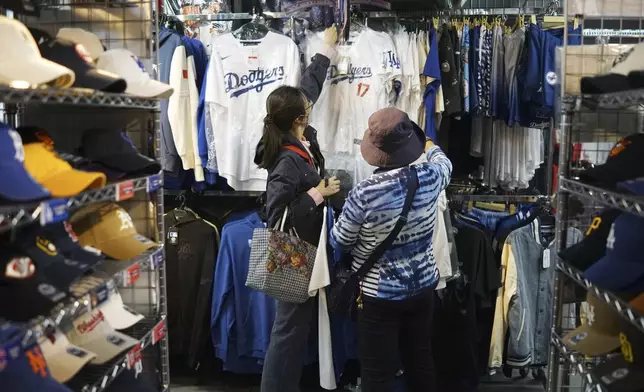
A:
550;333;604;392
557;259;644;333
0;86;160;110
4;246;164;348
0;172;162;232
559;178;644;217
69;316;167;392
568;88;644;111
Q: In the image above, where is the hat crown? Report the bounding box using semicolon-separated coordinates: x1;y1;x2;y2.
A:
367;108;414;150
605;214;644;261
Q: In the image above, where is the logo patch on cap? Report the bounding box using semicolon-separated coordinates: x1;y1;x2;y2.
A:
107;334;125;346
64;222;79;242
66;347;88;358
25;346;48;377
606;224;616;250
586;216;602;236
5;257;35;279
587;305;595;326
610;139;632;158
77;311;105;334
620;333;634;363
75;44;94;65
36;237;58;256
568;332;588;345
38;283;66;302
117;211;135;231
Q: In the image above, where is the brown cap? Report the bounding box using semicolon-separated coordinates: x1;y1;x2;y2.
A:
563;292;622;356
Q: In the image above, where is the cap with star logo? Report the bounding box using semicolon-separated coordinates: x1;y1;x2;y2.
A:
562;292;622;356
591;294;644;392
578;134;644;187
70;203;156;260
97;48;173;98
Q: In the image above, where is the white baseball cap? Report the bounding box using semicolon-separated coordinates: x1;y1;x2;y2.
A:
97;48;173;98
0;16;74;88
40;329;97;382
99;290;144;330
66;308;138;364
56;27;105;60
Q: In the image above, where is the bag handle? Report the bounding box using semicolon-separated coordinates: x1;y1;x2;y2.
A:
273;207;289;231
352;166;419;280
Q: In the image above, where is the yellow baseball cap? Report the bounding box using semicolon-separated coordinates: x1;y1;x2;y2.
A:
70;203;155;260
22;142;106;197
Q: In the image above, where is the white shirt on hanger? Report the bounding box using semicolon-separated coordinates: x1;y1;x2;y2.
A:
205;32;301;191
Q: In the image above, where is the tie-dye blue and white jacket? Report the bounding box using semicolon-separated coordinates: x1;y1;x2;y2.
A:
330;146;452;300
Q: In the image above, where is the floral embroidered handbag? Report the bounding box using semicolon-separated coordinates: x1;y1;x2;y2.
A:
246;207;317;304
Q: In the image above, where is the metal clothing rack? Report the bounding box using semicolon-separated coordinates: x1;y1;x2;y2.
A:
546;0;644;390
1;1;170;391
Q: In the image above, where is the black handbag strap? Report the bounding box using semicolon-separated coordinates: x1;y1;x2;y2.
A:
353;165;419;280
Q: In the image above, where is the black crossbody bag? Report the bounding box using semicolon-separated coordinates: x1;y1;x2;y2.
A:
327;166;419;318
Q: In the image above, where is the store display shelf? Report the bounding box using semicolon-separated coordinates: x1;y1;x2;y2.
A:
0;172;162;233
559;178;644;217
567;88;644;110
68;316;167;392
557;260;644;333
4;246;164;347
0;86;160;109
551;332;604;392
163;189;264;198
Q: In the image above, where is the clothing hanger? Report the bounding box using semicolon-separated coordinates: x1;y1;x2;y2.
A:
232;8;271;43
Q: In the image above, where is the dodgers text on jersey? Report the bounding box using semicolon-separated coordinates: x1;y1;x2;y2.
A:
224;66;285;98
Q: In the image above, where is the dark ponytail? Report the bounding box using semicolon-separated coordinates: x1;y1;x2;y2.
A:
258;86;307;169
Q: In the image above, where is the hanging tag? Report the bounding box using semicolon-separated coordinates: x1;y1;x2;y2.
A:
542;249;551;269
337;55;350;75
39;199;69;226
146;174;162;193
116;181;135;201
127;343;143;369
168;227;179;245
152;320;167;345
134;360;143;379
126;263;141;285
150;250;164;270
247;47;260;68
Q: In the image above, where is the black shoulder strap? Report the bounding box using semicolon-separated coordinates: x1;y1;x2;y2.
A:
353;166;419;280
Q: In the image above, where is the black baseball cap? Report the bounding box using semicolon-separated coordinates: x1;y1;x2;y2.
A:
37;36;126;93
559;209;621;272
44;222;105;265
81;129;161;176
0;246;68;322
578;134;644;186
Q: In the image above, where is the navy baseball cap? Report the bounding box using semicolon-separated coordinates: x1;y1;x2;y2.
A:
0;246;68;322
44;222;105;265
584;213;644;293
81;129;161;176
618;177;644;196
0;325;72;392
0;123;50;203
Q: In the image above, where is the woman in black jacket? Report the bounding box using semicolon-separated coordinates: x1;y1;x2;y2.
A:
254;27;341;392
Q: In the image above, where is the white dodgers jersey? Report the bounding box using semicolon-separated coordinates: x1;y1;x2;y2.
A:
205;32;301;191
303;28;401;184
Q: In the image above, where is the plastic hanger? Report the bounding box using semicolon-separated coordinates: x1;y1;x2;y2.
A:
232;9;270;43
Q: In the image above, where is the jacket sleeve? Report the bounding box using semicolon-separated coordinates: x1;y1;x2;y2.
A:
168;45;197;173
300;49;333;105
330;186;366;253
266;157;318;228
425;145;453;191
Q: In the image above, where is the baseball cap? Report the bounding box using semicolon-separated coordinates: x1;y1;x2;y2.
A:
22;141;106;198
39;329;97;382
99;290;144;330
38;37;126;93
578;134;644;187
584;213;644;293
0;123;50;203
81;129;161;176
618;177;644;196
592;294;644;391
0;16;74;88
0;246;68;322
559;209;622;272
0;326;73;392
562;293;622;356
70;203;156;260
56;28;105;60
97;49;173;98
0;0;39;16
43;222;105;266
65;308;138;364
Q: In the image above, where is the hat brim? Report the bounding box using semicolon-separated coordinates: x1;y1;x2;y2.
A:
360;122;425;169
126;78;173;99
41;169;106;198
0;57;74;88
593;355;644;391
618;178;644;196
98;152;161;176
580;74;633;95
584;255;644;292
78;69;127;93
96;234;155;261
0;276;66;322
559;241;604;272
40;333;97;383
0;159;50;202
75;331;138;364
562;325;621;356
99;292;144;330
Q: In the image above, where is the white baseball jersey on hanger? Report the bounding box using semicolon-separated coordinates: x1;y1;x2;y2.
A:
303;28;401;184
205;32;301;191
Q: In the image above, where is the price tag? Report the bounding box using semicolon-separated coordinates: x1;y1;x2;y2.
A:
39;199;69;226
149;250;164;270
116;181;135;201
126;263;140;285
542;249;551;269
247;47;260;68
152;320;167;345
126;343;142;369
146;174;162;193
93;284;110;307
